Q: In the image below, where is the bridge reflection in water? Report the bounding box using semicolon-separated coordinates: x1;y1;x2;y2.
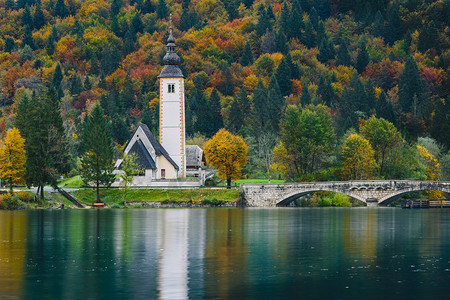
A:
239;180;450;207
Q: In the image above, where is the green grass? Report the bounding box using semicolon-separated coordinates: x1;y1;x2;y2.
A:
235;179;285;184
72;188;240;205
59;175;84;188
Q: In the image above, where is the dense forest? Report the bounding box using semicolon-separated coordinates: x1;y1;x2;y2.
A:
0;0;449;183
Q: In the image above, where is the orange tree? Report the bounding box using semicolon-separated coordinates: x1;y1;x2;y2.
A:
0;128;26;193
204;129;248;188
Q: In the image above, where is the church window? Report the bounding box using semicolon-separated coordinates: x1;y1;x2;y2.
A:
168;84;175;93
161;169;166;179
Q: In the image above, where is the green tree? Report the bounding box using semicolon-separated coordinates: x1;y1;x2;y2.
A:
0;128;26;193
80;105;115;203
300;83;311;106
240;41;254;66
22;5;33;27
336;40;351;66
4;37;15;53
157;0;168;19
398;56;428;115
417;21;440;53
111;0;122;16
340;134;378;180
54;0;67;18
33;1;45;30
360;116;402;176
22;25;35;49
356;40;370;73
204;129;248;188
16;89;70;199
372;10;385;37
275;104;335;179
208;88;224;136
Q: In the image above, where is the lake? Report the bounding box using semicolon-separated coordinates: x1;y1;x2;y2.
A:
1;208;450;299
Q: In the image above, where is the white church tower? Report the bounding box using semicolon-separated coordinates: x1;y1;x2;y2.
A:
158;16;186;178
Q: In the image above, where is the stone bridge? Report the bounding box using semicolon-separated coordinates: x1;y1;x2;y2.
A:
239;181;450;207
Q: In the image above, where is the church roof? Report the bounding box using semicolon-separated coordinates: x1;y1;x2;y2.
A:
158;14;183;78
121;139;156;170
123;123;179;170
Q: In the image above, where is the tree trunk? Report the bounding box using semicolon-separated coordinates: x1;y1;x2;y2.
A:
96;180;100;203
227;178;231;189
9;177;13;194
40;185;44;200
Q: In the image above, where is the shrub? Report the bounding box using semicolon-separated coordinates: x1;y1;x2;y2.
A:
16;191;34;202
111;203;121;209
319;196;332;207
331;194;352;207
0;194;27;210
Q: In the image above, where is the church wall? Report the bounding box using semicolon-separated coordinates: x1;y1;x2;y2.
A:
158;155;178;179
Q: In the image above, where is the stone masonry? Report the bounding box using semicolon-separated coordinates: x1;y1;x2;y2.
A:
239;181;450;207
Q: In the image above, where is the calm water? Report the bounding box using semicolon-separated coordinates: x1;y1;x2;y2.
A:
1;208;450;299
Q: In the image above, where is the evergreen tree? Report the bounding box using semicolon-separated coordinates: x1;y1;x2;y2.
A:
316;20;326;46
33;1;45;30
81;105;115;203
275;57;292;97
119;74;135;112
279;1;291;39
317;75;335;107
4;37;15;53
275;31;289;54
123;27;136;55
5;0;15;10
22;5;33;28
430;97;450;150
72;18;84;38
240;41;254;66
417;21;440;53
193;91;210;135
303;19;317;48
267;74;284;131
314;0;330;18
219;67;234;96
16;89;70;199
256;4;270;36
132;13;144;34
111;0;122;16
398;56;428;115
111;114;129;145
286;52;300;79
336;40;351;66
309;7;319;30
317;38;331;63
385;1;402;44
157;0;168;19
375;91;396;125
289;2;303;39
365;79;377;113
300;82;311;106
261;30;277;54
54;0;67;18
69;74;83;96
208;88;224;136
52;63;63;89
22;25;35;49
356;40;370;73
142;0;154;14
372;11;385;37
227;97;243;134
248;80;270;132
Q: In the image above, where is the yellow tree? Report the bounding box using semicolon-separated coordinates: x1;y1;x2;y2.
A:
0;128;26;193
340;134;378;180
204;129;248;188
417;145;442;198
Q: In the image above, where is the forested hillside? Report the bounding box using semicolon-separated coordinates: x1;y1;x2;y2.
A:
0;0;449;181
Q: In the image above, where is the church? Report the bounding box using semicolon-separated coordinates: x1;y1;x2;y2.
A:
113;20;206;188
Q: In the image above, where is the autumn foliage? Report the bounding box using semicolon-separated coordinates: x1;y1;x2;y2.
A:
204;129;248;188
0;128;26;193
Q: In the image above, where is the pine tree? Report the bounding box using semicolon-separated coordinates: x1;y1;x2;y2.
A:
208;88;224;136
22;5;33;28
4;37;15;53
22;25;35;49
81;105;115;203
69;74;83;96
54;0;67;18
16;88;70;199
275;57;292;97
385;1;402;44
111;0;122;16
316;20;326;46
398;56;428;115
286;52;300;79
317;38;331;63
417;21;440;53
111;114;129;145
33;1;45;30
275;31;289;54
256;4;270;35
249;80;270;132
289;3;303;39
119;74;135;112
83;75;92;91
365;79;377;113
372;11;384;37
430;97;450;150
132;12;144;34
52;63;63;90
72;18;84;38
157;0;168;19
375;91;396;125
309;7;319;30
300;82;311;106
240;41;254;66
142;0;154;14
356;40;370;73
279;1;291;39
267;74;284;131
227;97;243;134
336;40;351;66
5;0;15;10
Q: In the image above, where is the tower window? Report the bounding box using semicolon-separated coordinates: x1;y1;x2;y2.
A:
168;84;175;93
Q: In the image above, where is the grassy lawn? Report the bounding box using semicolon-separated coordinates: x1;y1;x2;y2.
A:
235;179;286;184
72;188;240;205
59;175;84;188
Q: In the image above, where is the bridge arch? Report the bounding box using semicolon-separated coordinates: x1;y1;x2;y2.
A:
378;186;450;205
277;189;366;206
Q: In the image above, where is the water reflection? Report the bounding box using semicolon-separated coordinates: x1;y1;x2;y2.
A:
0;208;449;299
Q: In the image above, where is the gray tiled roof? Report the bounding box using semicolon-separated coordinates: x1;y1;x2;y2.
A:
186;145;204;168
119;139;156;170
158;65;184;78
